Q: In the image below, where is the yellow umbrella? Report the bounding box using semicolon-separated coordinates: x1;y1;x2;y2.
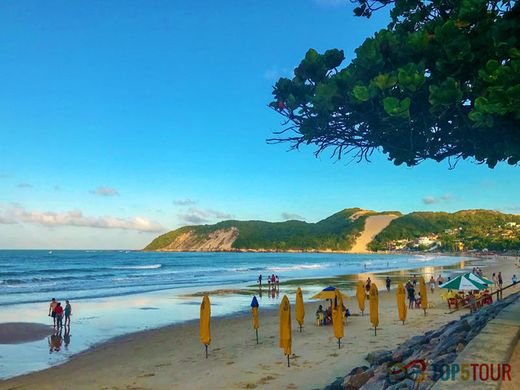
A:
396;282;407;325
332;289;344;349
369;283;379;336
279;295;292;367
311;286;350;300
356;281;366;315
251;296;259;344
295;287;305;332
200;294;211;358
420;276;428;316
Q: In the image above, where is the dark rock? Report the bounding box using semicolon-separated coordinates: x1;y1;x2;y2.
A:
366;350;393;366
386;378;416;390
416;379;435;390
359;378;387;390
348;366;369;376
343;368;374;390
430;352;457;368
438;320;470;342
400;335;427;350
391;348;412;363
322;376;344;390
431;331;465;357
455;342;465;353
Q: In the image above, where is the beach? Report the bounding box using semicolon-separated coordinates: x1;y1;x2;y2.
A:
1;255;518;390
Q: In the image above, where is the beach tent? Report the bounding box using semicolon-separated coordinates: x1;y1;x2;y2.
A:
419;277;428;316
439;274;487;291
295;287;305;332
396;282;407;325
466;273;493;286
279;295;292;367
200;295;211;358
356;281;366;315
311;286;350;301
251;296;259;344
369;284;379;336
332;289;344;348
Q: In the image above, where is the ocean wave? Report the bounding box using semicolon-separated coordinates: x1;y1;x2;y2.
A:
267;264;326;272
111;264;162;270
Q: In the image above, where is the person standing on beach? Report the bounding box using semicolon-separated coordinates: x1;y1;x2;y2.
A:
54;302;64;329
406;282;415;309
365;277;371;299
429;276;436;293
385;276;391;292
64;300;72;327
498;272;503;299
258;274;262;288
412;275;417;287
48;298;58;328
492;273;498;290
437;274;445;286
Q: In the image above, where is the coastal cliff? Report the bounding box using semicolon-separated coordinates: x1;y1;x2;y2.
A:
144;208;520;252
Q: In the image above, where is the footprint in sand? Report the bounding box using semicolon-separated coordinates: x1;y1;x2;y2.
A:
329;352;339;357
257;375;277;385
227;361;235;365
138;373;155;378
287;384;298;389
237;382;257;389
154;363;171;368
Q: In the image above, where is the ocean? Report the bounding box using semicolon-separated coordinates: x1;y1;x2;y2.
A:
0;250;465;307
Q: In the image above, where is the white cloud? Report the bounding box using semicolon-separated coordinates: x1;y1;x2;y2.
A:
173;198;197;206
422;193;455;205
0;205;164;232
178;207;233;225
281;212;306;221
90;186;119;196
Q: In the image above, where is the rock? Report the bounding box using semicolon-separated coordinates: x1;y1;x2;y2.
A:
438;319;470;342
400;335;427;350
343;369;374;390
431;331;465;357
372;363;389;380
392;348;413;363
386;378;416;390
430;352;457;368
416;379;435;390
366;350;393;366
359;378;387;390
322;376;344;390
348;366;369;376
455;342;465;352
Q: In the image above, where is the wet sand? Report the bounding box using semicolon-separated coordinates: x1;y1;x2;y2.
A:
1;256;518;390
0;323;54;345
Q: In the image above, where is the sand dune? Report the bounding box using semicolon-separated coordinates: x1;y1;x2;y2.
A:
348;214;399;253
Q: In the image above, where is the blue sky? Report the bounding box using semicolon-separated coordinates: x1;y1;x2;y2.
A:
1;0;519;249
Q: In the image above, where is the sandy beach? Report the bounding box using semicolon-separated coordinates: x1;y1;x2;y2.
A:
1;256;518;390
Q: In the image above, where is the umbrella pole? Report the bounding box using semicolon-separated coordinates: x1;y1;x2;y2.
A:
287;355;290;367
255;329;258;344
374;326;377;336
338;338;341;349
424;308;427;316
205;344;208;359
299;324;302;333
402;320;405;325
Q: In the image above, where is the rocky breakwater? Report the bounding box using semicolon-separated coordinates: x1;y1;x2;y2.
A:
323;292;519;390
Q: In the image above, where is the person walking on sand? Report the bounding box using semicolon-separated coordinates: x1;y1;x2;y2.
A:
385;276;391;292
412;274;417;287
64;300;72;327
406;282;416;309
429;276;436;293
437;274;445;286
492;273;498;290
365;277;371;299
258;274;262;288
498;272;503;299
54;302;64;329
48;298;58;328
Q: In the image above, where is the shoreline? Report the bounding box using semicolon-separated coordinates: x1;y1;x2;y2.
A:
1;255;517;389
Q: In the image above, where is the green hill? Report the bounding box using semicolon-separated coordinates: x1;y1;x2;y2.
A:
144;208;396;252
144;208;520;252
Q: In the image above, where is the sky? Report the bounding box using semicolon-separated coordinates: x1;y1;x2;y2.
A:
1;0;519;249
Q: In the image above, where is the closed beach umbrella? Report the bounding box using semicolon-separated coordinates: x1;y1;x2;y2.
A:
332;289;344;348
356;281;366;315
419;276;428;316
311;286;350;300
440;274;487;291
251;296;259;344
369;283;379;336
279;295;292;367
200;294;211;358
295;287;305;332
396;282;407;324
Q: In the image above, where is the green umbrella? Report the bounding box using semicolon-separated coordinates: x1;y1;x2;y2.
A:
466;273;493;286
439;274;487;291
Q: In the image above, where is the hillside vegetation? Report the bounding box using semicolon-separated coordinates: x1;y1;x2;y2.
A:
145;208;396;252
145;209;520;252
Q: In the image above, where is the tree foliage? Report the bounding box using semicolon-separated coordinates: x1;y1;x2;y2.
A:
269;0;520;167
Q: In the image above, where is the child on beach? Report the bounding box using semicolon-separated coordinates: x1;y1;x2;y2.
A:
54;303;64;329
64;300;72;326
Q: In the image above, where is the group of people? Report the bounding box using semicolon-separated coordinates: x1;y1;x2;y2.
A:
257;274;280;289
315;303;350;326
48;298;72;329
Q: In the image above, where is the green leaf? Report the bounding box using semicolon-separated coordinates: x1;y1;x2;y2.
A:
373;73;397;90
352;85;370;102
383;97;411;118
397;63;425;92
